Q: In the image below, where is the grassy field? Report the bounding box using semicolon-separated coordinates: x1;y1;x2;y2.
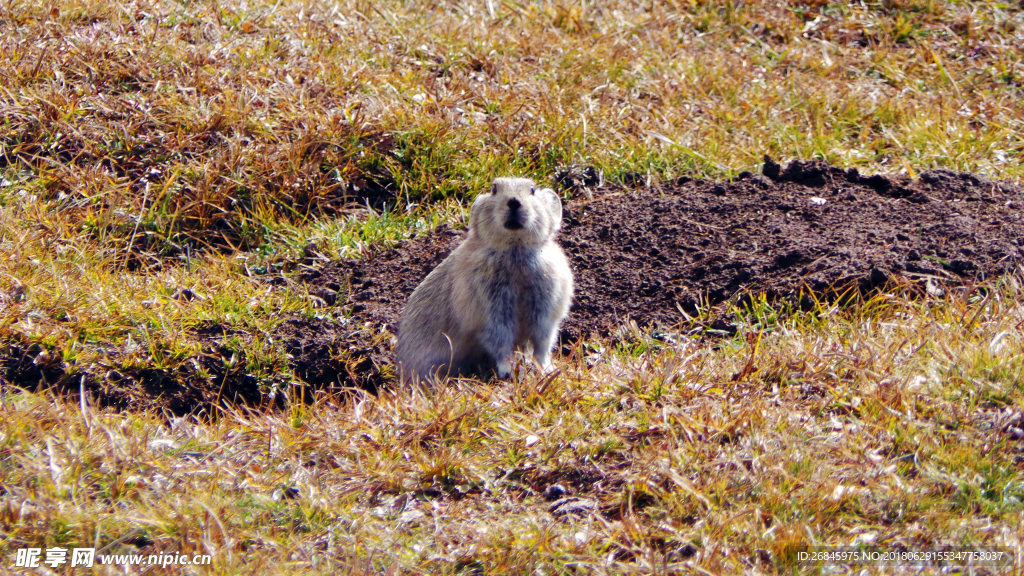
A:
2;0;1024;573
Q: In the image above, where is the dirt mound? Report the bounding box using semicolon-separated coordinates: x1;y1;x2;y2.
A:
6;160;1021;412
304;159;1023;344
561;161;1022;336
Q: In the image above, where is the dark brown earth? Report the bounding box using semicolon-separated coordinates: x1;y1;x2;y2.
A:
4;159;1022;412
561;159;1024;337
303;158;1023;341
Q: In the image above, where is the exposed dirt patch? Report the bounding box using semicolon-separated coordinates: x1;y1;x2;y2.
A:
560;160;1023;337
0;330;266;415
273;317;392;393
5;160;1021;412
0;318;391;415
297;225;468;335
304;159;1023;343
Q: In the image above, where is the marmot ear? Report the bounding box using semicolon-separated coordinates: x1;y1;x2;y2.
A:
470;191;491;229
540;188;562;230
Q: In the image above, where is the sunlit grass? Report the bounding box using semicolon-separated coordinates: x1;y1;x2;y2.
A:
2;0;1024;573
3;282;1023;573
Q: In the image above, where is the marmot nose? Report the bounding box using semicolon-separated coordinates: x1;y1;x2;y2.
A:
507;198;521;210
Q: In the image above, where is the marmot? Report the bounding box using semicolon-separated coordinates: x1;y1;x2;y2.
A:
395;177;573;383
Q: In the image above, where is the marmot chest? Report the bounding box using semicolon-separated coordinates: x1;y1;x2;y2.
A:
483;247;553;290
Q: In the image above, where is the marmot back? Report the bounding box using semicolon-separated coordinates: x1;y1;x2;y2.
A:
395;177;573;383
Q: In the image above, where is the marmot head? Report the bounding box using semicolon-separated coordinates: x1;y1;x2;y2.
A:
470;177;563;248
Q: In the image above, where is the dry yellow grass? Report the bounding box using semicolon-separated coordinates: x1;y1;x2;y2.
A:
3;285;1024;573
2;0;1024;574
2;0;1021;258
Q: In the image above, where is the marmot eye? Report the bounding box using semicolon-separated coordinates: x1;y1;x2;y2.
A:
530;187;536;195
491;185;497;194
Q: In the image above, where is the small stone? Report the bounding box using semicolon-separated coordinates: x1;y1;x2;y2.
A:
544;484;567;501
